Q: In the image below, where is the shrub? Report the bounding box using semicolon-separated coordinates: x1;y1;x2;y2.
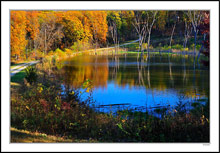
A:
71;41;83;52
172;44;183;50
162;45;171;50
25;66;38;84
196;45;201;51
36;50;44;59
181;47;189;51
70;40;92;52
142;43;148;49
190;44;201;51
48;50;54;56
65;48;73;56
54;48;65;58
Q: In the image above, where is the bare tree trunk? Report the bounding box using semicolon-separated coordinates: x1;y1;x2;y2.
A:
147;58;151;88
118;41;120;53
168;55;174;87
34;39;37;59
182;56;186;84
145;11;158;60
26;40;28;60
147;32;151;57
44;28;47;55
15;54;18;61
194;30;197;56
115;35;117;54
197;33;206;61
183;38;188;55
169;23;176;54
139;34;142;53
187;11;203;57
26;48;28;60
95;43;96;53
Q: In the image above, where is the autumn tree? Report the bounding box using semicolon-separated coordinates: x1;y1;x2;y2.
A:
107;11;122;53
36;12;64;54
168;11;179;53
131;11;158;57
10;11;27;60
187;11;203;56
182;13;192;54
84;11;108;52
145;11;158;56
132;11;148;54
26;11;40;58
120;11;137;41
61;11;85;47
80;11;93;42
156;11;167;34
199;11;210;66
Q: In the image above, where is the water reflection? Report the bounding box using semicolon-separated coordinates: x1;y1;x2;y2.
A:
59;53;209;112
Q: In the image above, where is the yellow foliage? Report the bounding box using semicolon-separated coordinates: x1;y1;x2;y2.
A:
10;11;28;59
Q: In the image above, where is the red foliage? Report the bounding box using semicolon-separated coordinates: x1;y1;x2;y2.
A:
40;99;49;112
61;102;71;110
199;11;210;66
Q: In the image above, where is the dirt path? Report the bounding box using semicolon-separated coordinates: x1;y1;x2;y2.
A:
11;61;39;77
78;39;140;54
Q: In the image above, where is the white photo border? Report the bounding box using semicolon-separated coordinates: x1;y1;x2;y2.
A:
1;1;219;152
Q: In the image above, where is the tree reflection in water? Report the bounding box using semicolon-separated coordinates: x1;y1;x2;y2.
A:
57;53;209;113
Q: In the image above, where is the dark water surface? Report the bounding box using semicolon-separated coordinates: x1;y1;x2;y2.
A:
59;53;209;113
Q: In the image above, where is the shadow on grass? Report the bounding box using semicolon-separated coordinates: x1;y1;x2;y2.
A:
11;70;26;83
10;127;97;143
11;128;73;143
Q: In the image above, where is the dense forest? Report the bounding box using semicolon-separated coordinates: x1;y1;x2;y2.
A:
10;10;209;62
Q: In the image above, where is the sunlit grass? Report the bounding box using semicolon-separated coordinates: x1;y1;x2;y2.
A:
11;69;26;83
11;127;97;143
10;82;21;87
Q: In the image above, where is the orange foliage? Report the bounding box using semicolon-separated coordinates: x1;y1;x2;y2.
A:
10;10;109;59
61;11;85;42
26;11;40;40
84;11;108;44
10;11;27;59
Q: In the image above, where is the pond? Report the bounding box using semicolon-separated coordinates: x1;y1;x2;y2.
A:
58;53;209;114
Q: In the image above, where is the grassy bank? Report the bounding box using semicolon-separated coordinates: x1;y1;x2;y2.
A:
10;55;209;142
11;127;97;143
11;69;26;83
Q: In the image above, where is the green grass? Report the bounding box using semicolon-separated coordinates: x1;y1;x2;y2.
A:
11;69;26;83
125;42;139;48
11;127;97;143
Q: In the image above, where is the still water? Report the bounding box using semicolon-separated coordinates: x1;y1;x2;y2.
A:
59;53;209;113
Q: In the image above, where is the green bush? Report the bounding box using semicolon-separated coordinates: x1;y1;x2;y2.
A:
181;47;189;51
196;45;201;51
25;66;38;84
142;43;148;49
162;45;171;50
190;44;201;51
70;41;83;51
64;48;73;56
54;48;65;57
172;44;183;50
70;40;91;52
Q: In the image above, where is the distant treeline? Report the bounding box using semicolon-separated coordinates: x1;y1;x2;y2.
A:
10;10;209;60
